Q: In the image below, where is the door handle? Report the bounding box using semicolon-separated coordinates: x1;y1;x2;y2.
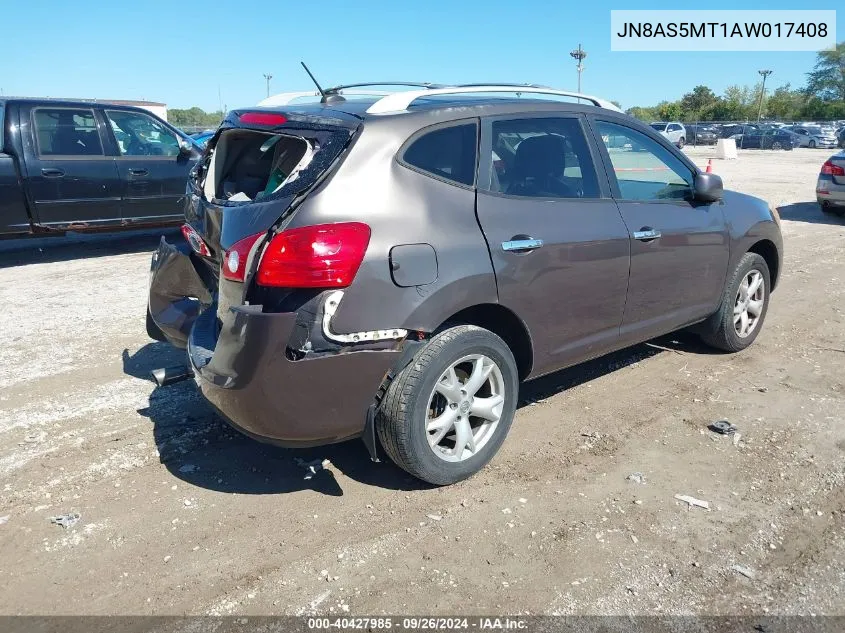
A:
502;238;544;253
129;168;149;176
41;168;64;178
633;227;661;242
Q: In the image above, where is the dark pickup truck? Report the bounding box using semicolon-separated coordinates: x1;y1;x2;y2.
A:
0;98;202;236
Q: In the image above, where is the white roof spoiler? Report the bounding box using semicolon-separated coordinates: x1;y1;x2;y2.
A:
365;85;622;114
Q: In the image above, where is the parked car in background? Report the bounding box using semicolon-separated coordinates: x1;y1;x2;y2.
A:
817;150;845;214
686;124;718;145
736;128;795;150
787;125;838;149
147;84;782;485
649;121;687;148
720;124;758;140
837;126;845;148
0;98;202;236
190;130;215;148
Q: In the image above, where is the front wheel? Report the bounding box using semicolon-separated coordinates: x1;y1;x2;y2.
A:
376;325;519;485
771;141;783;150
698;253;771;352
809;139;817;149
677;137;686;149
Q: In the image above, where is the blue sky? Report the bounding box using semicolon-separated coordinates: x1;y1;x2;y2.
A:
1;1;841;112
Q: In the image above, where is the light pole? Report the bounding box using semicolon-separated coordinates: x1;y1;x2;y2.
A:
569;44;587;93
756;69;772;121
263;73;273;98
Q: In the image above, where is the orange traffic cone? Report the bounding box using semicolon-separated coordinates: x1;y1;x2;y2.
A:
705;159;713;174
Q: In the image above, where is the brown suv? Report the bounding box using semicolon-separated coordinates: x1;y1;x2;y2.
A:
147;84;783;485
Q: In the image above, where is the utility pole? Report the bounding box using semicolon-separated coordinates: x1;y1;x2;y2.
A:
569;44;587;93
757;69;773;121
263;73;273;98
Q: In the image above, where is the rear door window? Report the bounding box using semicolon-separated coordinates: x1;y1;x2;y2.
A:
486;117;600;199
401;122;477;186
33;108;104;156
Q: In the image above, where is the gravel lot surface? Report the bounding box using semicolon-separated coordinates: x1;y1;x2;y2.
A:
0;147;843;616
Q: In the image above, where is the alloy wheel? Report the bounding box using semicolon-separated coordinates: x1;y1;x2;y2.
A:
425;354;505;463
734;270;765;338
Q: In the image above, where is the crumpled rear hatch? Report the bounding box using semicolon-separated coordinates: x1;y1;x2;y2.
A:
182;107;361;316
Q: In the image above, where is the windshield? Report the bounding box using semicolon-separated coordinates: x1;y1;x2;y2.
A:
649;123;666;131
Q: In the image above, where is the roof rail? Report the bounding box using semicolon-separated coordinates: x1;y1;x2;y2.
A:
258;89;392;107
365;85;622;114
324;82;444;94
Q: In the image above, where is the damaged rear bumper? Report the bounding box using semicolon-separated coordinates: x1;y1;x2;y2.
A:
148;237;212;348
187;305;402;446
148;236;404;448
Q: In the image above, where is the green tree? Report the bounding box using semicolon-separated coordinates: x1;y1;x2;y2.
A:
806;41;845;102
680;85;718;120
656;100;683;121
765;84;806;120
626;105;660;121
168;107;224;128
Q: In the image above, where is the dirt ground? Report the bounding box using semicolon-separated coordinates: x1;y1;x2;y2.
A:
0;146;843;616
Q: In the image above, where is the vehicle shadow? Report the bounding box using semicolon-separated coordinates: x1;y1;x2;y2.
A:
0;228;179;269
123;331;709;496
777;202;845;226
123;342;433;497
516;331;713;405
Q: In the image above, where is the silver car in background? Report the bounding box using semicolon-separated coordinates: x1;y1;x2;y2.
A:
649;121;687;148
789;125;838;149
818;150;845;214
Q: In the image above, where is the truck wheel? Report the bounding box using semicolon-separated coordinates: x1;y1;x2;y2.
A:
377;325;518;486
698;253;771;352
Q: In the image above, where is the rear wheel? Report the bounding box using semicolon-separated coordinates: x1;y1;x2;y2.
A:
698;253;770;352
809;139;817;149
771;141;783;150
677;137;686;149
376;325;518;485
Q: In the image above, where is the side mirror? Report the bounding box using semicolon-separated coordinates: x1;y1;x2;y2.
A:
178;138;194;156
694;172;723;203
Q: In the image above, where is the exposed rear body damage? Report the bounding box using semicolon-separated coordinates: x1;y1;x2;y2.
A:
147;86;783;484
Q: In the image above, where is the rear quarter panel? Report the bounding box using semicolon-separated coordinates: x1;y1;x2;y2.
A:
286;116;498;333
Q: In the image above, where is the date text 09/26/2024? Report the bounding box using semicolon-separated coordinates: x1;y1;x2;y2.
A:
307;617;528;630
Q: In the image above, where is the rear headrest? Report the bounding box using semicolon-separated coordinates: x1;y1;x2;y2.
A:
513;134;566;178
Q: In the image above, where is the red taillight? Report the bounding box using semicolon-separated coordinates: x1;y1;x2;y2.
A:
237;112;287;126
256;222;371;288
222;233;264;282
821;160;845;176
181;224;210;257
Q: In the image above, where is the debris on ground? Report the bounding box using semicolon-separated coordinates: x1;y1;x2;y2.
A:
731;564;756;579
0;515;9;525
733;433;742;447
626;472;646;485
630;534;639;544
426;514;442;521
674;494;710;510
295;457;332;480
708;420;738;435
49;513;80;529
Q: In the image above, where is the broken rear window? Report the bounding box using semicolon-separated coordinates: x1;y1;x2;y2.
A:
200;129;311;203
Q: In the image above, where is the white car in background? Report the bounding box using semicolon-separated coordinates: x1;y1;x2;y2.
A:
788;125;838;149
649;121;687;148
